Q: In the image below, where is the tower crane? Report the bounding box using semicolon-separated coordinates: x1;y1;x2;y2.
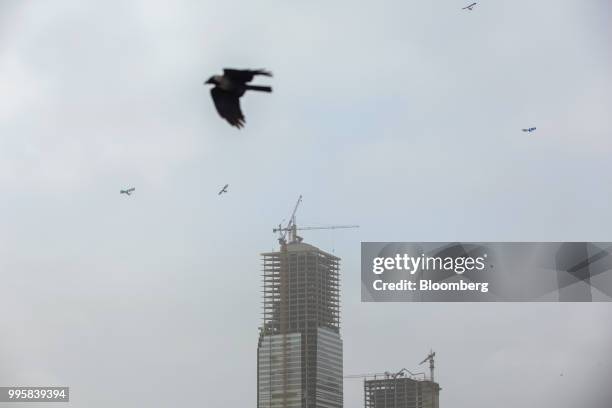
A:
419;350;436;383
274;195;303;245
273;195;359;245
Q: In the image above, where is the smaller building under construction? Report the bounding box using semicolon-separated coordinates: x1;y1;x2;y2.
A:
357;352;440;408
364;374;440;408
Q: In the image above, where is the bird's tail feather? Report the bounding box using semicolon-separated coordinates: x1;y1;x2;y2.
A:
246;85;272;92
254;69;272;77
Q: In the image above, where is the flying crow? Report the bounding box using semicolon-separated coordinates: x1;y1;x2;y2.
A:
218;184;229;195
120;187;135;196
205;68;273;128
462;2;477;10
522;127;537;133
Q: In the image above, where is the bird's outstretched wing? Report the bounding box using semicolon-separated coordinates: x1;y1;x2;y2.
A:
211;87;245;128
223;68;272;83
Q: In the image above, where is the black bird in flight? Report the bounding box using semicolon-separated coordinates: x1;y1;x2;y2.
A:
462;2;477;10
120;187;135;196
205;68;273;129
218;184;229;195
522;127;537;133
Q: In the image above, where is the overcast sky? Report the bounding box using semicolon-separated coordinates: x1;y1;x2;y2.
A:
1;1;611;407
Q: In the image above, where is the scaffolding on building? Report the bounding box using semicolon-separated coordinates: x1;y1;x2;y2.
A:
363;374;440;408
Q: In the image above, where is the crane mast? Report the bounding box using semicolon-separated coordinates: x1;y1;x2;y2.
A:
419;350;436;383
274;195;303;245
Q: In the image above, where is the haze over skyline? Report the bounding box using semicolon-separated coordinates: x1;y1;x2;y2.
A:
1;1;611;407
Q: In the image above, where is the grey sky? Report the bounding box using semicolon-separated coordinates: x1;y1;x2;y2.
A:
1;0;611;407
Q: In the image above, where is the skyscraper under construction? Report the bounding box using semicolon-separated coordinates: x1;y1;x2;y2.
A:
257;211;343;408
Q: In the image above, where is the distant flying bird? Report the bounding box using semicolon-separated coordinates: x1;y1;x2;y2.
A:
462;2;477;10
218;184;229;195
522;127;537;133
120;187;135;196
205;68;273;129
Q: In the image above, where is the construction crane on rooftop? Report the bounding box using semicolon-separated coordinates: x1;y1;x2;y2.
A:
419;350;436;383
345;369;425;380
273;195;359;245
344;372;388;379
